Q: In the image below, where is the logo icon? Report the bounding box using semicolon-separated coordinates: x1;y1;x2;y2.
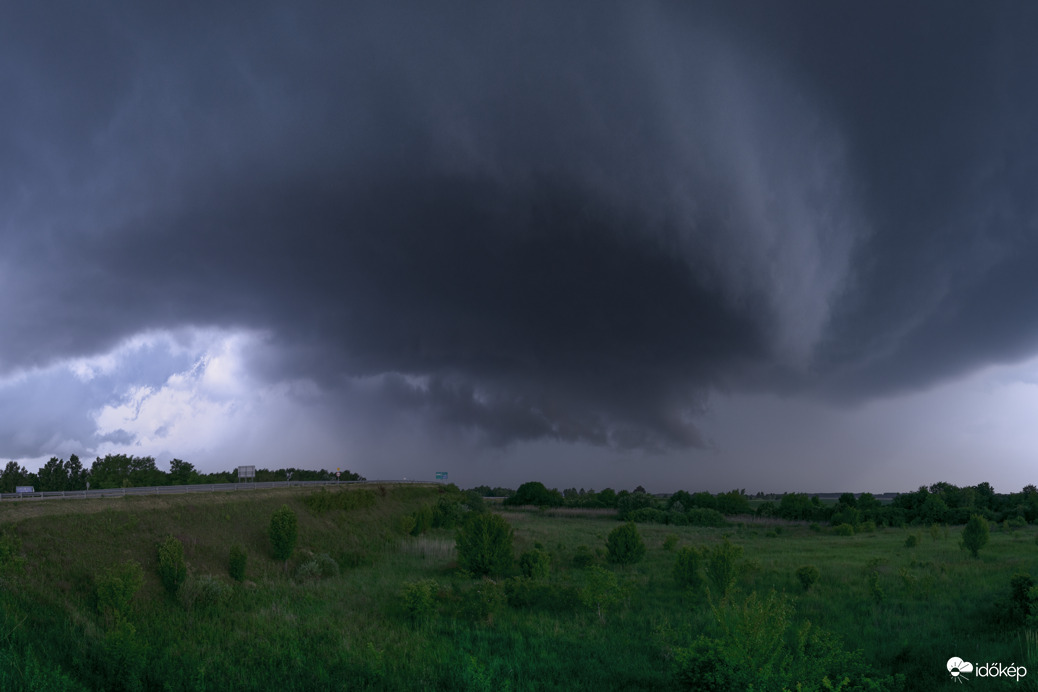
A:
948;657;973;683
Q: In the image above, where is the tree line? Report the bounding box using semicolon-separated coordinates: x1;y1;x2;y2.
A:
0;454;364;493
477;480;1038;526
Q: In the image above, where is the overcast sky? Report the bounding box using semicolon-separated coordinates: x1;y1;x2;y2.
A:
3;2;1038;493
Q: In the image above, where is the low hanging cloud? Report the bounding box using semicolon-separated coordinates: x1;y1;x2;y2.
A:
2;2;1038;463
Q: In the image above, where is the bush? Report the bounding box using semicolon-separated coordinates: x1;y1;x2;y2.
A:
96;561;144;627
606;522;646;565
462;579;506;623
904;534;918;548
833;523;855;536
411;505;435;536
705;538;742;599
674;590;903;691
663;534;679;552
674;547;704;591
229;544;247;582
572;545;597;569
157;535;187;597
519;549;551;580
504;577;580;611
686;508;728;527
401;579;439;623
627;507;668;524
456;512;514;576
796;565;820;592
182;574;231;610
269;505;298;561
1010;573;1035;618
962;514;990;558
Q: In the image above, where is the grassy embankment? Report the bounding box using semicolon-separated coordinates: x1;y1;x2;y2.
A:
2;489;1038;690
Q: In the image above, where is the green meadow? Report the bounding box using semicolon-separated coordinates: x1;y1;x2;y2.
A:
1;484;1037;690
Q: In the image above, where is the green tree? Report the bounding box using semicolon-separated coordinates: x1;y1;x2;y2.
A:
269;505;298;561
157;536;187;596
0;461;28;493
606;522;646;565
962;514;989;558
455;512;514;576
168;458;198;486
65;454;88;490
37;457;69;491
580;565;625;622
504;481;561;507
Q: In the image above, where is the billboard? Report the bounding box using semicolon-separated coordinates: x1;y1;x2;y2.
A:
237;465;256;480
435;472;448;480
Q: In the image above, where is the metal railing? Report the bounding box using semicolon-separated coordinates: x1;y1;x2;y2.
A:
0;479;438;502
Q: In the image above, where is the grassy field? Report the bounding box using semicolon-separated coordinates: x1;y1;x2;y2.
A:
1;487;1037;690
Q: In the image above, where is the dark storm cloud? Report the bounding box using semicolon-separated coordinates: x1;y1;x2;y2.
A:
2;1;1037;452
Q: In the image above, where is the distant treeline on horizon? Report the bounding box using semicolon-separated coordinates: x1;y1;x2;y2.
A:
470;480;1038;527
0;454;364;493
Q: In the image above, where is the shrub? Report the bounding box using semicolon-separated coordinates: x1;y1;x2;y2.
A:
411;505;435;536
572;545;597;569
157;535;187;596
674;547;704;591
400;579;439;623
705;538;743;599
182;574;231;610
269;505;298;561
606;522;646;565
228;544;247;582
663;534;679;552
833;523;855;536
674;590;902;691
962;514;990;558
796;565;820;592
904;534;918;548
519;549;551;580
627;507;668;524
462;578;505;623
96;561;144;627
456;512;514;576
686;508;727;528
504;577;580;611
1010;573;1035;618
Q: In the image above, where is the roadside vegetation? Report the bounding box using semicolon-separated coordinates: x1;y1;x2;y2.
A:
1;479;1037;690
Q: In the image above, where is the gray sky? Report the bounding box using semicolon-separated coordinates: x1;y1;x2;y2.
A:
3;2;1038;493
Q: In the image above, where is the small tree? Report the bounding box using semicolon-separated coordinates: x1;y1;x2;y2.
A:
580;565;625;622
961;514;989;558
269;505;298;561
157;536;187;596
229;544;247;582
456;512;514;576
606;522;646;566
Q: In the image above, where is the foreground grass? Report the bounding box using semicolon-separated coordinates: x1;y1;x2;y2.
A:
2;493;1038;690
